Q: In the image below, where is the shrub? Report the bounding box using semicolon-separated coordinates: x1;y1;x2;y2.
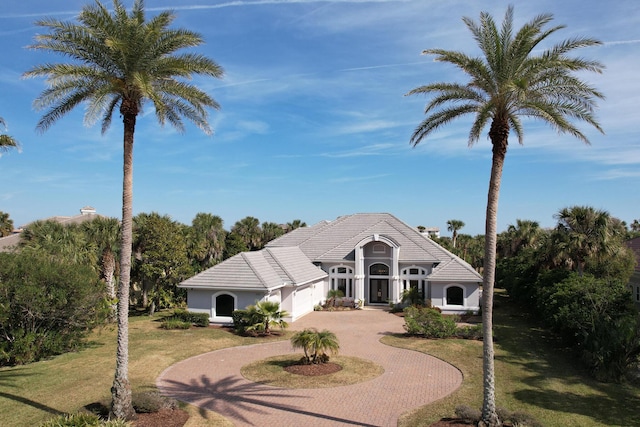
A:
232;309;262;334
537;274;640;381
39;412;131;426
0;252;107;366
403;306;457;338
172;309;209;327
454;405;480;423
132;391;178;413
160;318;191;330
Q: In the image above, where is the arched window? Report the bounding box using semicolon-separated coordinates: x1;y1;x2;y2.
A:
216;294;235;316
446;286;464;306
369;263;389;276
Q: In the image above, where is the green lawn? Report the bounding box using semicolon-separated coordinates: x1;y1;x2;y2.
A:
391;292;640;427
0;313;281;426
2;295;639;426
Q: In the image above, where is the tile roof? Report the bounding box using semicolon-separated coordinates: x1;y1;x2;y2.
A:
427;257;482;282
180;246;327;290
268;213;457;263
183;213;480;290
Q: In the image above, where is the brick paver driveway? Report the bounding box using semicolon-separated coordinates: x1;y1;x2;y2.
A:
157;308;462;426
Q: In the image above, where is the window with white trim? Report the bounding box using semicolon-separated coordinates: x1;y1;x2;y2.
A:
330;265;354;297
401;266;427;300
446;286;464;305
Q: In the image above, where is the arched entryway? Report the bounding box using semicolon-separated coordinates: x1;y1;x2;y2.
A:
369;263;389;303
215;293;235;317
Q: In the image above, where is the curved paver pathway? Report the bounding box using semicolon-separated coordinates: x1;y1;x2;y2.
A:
158;308;462;427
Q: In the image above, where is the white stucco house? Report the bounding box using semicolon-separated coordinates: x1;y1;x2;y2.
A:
180;213;482;323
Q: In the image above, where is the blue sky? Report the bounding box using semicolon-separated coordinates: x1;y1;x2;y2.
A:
1;0;639;236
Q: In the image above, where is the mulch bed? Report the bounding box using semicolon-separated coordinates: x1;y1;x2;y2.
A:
132;408;190;427
283;362;343;376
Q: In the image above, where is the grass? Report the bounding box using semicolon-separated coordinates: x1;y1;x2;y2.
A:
0;312;286;427
2;294;640;426
390;291;640;427
240;354;384;388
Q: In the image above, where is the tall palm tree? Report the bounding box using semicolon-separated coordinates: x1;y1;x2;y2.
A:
499;219;543;258
189;213;226;271
0;117;20;154
446;219;465;248
20;220;98;267
232;216;262;251
554;206;615;275
24;0;223;419
261;221;284;247
407;7;604;425
82;217;121;320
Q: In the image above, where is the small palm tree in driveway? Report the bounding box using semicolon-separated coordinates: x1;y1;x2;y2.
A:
291;328;340;364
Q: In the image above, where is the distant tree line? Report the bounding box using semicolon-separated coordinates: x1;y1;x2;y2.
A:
0;210;305;365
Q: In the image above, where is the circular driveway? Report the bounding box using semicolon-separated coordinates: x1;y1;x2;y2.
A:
157;308;462;426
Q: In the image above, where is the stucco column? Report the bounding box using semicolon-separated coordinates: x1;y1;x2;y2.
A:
355;245;365;302
391;247;400;303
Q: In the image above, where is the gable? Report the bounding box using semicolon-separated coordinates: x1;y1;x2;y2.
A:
180;246;327;291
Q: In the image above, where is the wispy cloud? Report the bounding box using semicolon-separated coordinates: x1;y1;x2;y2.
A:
328;173;391;183
603;39;640;46
589;168;640;181
319;143;397;158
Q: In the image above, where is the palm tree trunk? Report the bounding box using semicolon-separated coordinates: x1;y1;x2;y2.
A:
110;112;136;420
103;250;117;322
480;122;508;427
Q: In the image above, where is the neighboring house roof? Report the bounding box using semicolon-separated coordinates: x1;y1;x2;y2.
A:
181;246;327;291
626;237;640;273
0;206;105;253
0;233;21;252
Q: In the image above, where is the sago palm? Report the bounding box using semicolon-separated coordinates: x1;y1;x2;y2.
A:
24;0;223;419
407;6;603;426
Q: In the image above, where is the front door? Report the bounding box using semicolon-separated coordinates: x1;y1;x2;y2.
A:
369;279;389;303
